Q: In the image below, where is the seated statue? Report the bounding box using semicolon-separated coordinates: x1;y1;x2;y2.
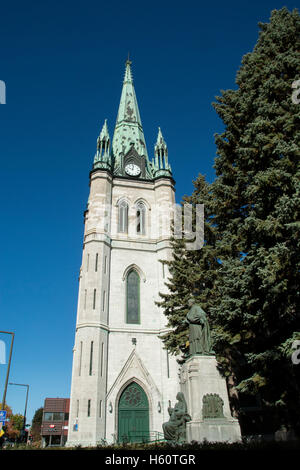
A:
162;392;191;442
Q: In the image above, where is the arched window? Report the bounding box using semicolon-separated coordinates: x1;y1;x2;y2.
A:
126;269;140;324
118;200;129;233
136;202;146;235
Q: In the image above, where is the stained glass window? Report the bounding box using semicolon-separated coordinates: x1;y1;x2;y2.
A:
119;382;148;409
126;270;140;324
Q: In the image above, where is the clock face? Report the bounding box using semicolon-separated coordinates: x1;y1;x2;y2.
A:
125;163;141;176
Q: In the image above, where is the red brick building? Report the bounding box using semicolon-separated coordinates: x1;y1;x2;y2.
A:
41;398;70;447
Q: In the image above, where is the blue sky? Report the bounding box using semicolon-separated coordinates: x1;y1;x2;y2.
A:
0;0;298;423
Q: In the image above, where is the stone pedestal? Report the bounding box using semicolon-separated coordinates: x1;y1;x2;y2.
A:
180;355;241;443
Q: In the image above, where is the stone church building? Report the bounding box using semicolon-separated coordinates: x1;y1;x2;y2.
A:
67;60;180;446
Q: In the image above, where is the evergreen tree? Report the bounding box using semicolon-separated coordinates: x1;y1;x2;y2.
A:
158;175;221;358
159;7;300;433
30;407;43;444
211;7;300;432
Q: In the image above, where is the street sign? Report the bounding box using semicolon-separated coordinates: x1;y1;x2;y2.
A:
0;420;5;427
0;410;7;420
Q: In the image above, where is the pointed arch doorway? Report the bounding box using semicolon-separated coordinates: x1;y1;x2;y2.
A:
118;381;149;443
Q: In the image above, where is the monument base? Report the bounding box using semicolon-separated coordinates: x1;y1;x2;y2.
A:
180;354;241;443
187;418;242;443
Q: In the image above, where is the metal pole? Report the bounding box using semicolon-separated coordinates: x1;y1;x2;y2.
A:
0;331;15;411
22;384;29;432
24;385;29;427
9;383;29;442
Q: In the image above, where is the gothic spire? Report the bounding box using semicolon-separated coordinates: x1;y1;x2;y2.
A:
112;60;149;171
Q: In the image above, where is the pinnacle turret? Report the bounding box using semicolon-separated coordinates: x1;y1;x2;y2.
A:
152;127;172;176
93;119;112;170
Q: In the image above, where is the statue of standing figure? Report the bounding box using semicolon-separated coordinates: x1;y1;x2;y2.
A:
162;392;191;442
184;297;214;356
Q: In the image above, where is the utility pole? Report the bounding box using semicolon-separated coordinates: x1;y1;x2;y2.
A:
0;331;15;411
9;383;30;442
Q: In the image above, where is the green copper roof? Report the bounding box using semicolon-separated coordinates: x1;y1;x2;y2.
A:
152;127;172;176
92;61;173;180
112;60;150;173
93;119;112;170
99;119;109;141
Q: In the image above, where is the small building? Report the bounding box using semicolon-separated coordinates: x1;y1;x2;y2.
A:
41;398;70;447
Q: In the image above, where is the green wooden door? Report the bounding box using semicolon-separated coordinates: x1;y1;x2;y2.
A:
118;382;149;443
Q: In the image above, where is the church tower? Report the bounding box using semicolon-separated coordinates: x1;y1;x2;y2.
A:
67;60;179;446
